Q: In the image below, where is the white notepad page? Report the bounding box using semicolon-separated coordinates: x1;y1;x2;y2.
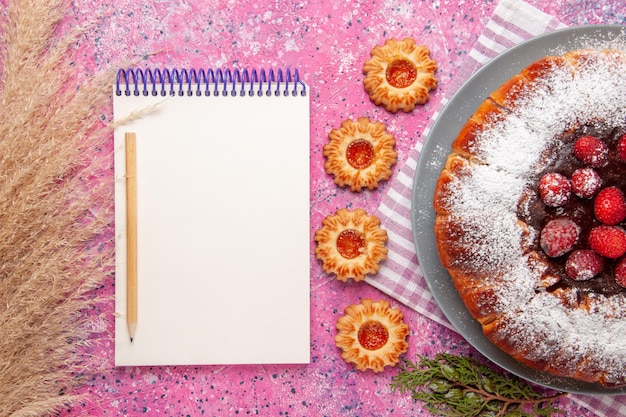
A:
113;70;310;366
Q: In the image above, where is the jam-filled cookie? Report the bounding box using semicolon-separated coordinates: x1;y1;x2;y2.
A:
314;208;388;282
335;298;410;372
363;37;438;113
323;117;397;192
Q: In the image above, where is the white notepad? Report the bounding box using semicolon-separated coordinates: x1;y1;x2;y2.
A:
113;68;310;366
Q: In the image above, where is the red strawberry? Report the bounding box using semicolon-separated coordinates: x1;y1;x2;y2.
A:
565;249;604;281
570;167;602;199
594;186;626;225
538;172;571;207
617;133;626;163
540;218;580;257
588;225;626;259
615;256;626;287
573;135;609;167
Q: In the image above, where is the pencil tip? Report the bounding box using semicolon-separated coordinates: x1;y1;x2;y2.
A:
128;323;136;343
130;337;134;342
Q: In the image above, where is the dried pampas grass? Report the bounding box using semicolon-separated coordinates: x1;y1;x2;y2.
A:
0;0;115;415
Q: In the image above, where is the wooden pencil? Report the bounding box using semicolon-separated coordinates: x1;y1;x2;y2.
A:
125;132;138;342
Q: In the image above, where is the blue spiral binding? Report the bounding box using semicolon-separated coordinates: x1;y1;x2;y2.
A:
115;67;307;97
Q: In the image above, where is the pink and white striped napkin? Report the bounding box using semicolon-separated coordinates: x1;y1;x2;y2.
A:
366;0;626;414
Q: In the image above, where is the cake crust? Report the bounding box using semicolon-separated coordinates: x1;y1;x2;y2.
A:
433;49;626;388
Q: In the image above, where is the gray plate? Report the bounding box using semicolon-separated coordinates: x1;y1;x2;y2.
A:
412;24;626;394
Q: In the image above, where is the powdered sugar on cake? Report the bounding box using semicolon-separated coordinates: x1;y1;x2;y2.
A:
441;50;626;386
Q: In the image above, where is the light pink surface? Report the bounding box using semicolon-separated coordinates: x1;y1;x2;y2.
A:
25;0;626;415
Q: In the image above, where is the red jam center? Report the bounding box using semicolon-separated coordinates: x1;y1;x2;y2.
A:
346;139;374;169
336;229;365;259
358;320;389;350
385;59;418;89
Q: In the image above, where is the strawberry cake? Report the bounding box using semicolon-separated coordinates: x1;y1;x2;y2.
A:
433;49;626;387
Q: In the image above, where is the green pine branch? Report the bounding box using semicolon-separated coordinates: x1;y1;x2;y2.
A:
390;353;568;417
